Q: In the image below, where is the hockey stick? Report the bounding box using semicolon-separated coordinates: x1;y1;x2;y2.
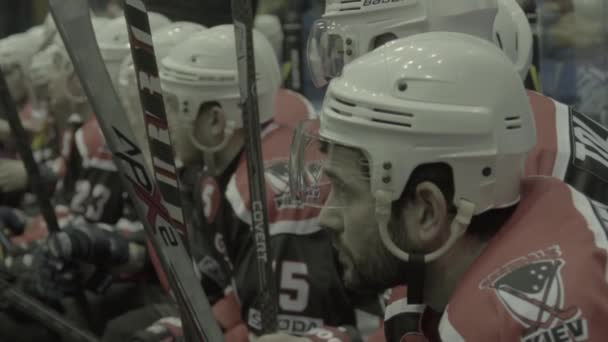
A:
48;2;222;341
283;0;303;92
231;0;278;334
122;0;186;238
0;65;60;235
121;1;196;339
0;270;100;342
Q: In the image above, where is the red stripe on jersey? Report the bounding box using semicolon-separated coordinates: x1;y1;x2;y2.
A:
525;91;559;177
441;177;608;341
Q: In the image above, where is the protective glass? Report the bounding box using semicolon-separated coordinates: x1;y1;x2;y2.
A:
307;19;357;88
289;119;370;208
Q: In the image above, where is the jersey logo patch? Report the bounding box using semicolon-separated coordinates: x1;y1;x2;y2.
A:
200;177;221;224
480;246;589;342
265;159;324;210
567;109;608;205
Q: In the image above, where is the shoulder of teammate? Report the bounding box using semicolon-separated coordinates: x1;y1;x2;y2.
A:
526;91;608;205
439;176;608;341
525;90;565;177
74;115;115;169
226;122;322;235
274;88;316;128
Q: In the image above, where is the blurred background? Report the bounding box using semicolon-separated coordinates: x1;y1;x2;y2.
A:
0;0;605;123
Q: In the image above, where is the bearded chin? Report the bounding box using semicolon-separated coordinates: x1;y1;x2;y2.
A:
346;231;411;294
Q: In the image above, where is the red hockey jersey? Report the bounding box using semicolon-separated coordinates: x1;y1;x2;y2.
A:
374;92;608;341
438;177;608;341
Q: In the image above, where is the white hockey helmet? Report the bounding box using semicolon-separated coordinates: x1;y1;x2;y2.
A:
29;17;110;104
97;13;170;87
292;32;536;262
254;14;284;62
160;24;281;153
118;21;206;167
308;0;532;86
0;30;45;100
492;0;533;79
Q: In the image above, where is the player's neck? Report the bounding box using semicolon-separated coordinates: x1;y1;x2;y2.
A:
206;130;245;176
424;233;489;312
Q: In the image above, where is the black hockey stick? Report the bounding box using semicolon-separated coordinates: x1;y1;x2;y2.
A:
0;66;60;235
48;2;222;341
122;1;197;339
0;270;99;342
231;0;278;334
283;0;303;92
122;0;186;239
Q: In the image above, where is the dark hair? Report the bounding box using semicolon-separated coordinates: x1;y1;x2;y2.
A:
395;163;516;241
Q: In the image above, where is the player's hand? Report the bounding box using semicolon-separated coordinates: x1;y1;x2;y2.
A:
130;316;183;342
48;222;130;267
18;245;81;306
0;206;26;235
255;333;311;342
0;159;27;193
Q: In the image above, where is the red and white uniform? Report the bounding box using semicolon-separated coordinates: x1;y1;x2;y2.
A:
525;91;608;206
377;177;608;342
438;177;608;341
145;90;372;341
373;92;608;341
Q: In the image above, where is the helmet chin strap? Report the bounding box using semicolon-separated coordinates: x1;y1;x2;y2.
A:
189;120;236;153
190;120;236;175
375;190;475;333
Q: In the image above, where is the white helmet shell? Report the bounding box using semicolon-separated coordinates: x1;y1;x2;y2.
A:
319;32;536;214
118;21;206;167
29;17;110;104
254;14;284;62
97;13;170;86
493;0;533;79
160;24;280;152
308;0;536;86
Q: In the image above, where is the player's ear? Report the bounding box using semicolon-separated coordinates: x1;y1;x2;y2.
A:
194;102;225;140
402;181;449;250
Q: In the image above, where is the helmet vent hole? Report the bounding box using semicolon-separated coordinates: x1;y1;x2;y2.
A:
505;115;522;130
334;96;356;107
397;81;408;92
338;0;361;11
371;118;412;128
330;106;353;117
373;107;413;118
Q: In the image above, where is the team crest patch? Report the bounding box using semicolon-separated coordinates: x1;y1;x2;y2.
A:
480;246;589;342
264;159;325;209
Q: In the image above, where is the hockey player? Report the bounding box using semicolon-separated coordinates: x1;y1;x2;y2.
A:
0;17;58;198
127;25;374;341
0;16;176;339
307;0;608;207
287;32;608;341
99;21;208;342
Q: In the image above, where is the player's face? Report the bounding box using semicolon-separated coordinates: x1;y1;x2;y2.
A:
164;94;198;165
319;145;409;292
